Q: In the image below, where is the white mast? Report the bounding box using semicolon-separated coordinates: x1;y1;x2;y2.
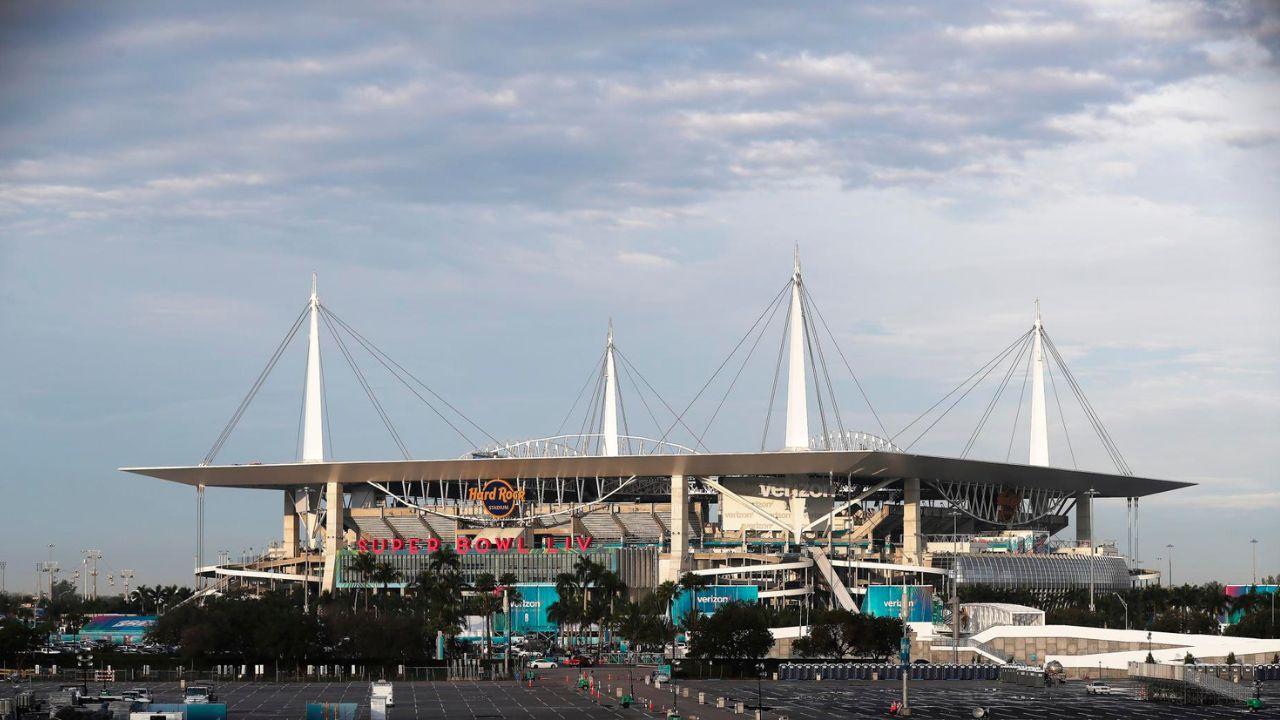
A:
302;273;325;462
1029;299;1049;467
602;320;619;456
783;247;810;451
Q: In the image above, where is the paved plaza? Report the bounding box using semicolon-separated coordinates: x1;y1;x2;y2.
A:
4;669;1278;718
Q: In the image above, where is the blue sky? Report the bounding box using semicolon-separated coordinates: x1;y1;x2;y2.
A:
1;1;1277;589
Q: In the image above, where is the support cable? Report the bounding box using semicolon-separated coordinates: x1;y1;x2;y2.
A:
1045;356;1078;469
804;303;833;448
1042;332;1131;474
1004;335;1036;462
576;355;607;455
555;349;607;436
321;306;501;447
655;280;792;448
616;354;663;443
961;331;1033;458
1042;332;1128;472
804;294;847;446
899;329;1032;452
616;355;633;454
761;286;794;451
896;330;1034;448
202;303;309;465
615;349;712;453
690;283;788;451
321;311;412;459
803;286;888;439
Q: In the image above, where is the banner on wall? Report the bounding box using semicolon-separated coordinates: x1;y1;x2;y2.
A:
671;585;760;625
862;585;934;623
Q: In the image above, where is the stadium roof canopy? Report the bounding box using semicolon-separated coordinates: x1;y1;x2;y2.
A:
121;450;1191;498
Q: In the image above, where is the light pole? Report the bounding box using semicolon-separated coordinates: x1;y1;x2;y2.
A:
1113;593;1129;630
899;573;911;716
1156;556;1163;587
0;560;6;593
1250;539;1258;586
1086;489;1098;612
1165;544;1174;587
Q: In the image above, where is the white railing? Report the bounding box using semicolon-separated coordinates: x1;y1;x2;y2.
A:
1127;662;1251;702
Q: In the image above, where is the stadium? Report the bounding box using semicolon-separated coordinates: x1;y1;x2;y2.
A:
122;255;1192;637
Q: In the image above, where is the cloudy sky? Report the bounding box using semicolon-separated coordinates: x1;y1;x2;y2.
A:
2;1;1277;589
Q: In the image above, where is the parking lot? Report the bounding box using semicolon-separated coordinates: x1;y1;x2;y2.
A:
4;672;1278;718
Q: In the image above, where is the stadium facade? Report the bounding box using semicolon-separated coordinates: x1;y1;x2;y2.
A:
123;259;1192;623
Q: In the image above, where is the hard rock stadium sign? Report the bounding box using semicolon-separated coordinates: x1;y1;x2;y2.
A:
467;478;526;518
356;535;593;555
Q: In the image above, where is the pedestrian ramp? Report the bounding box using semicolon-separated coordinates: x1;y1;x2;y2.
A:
808;547;858;612
1127;661;1252;706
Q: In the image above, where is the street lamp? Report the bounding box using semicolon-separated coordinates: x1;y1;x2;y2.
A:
1165;544;1174;587
1085;489;1099;612
1113;593;1129;630
1250;539;1258;586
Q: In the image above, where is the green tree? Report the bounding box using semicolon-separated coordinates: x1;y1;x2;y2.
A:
0;619;42;665
686;601;774;672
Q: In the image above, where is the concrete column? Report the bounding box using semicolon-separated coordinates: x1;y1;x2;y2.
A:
661;475;688;583
902;478;921;565
1076;495;1092;545
321;481;344;593
282;490;299;559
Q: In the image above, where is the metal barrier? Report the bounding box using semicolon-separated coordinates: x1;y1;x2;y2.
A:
778;662;1000;681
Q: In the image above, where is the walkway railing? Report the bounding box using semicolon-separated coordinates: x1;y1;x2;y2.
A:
1127;662;1251;704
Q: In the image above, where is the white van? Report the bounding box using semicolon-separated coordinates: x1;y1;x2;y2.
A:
371;679;394;707
183;685;214;704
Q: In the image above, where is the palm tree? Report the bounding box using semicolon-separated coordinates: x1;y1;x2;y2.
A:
654;580;680;661
349;553;378;610
497;572;522;677
678;572;710;633
474;573;500;672
369;561;402;613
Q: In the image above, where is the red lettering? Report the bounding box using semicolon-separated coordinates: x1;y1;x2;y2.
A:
475;538;491;553
456;537;470;554
426;537;440;553
408;538;422;555
517;537;529;554
575;536;592;552
357;538;369;553
495;538;513;552
544;537;557;554
391;539;405;553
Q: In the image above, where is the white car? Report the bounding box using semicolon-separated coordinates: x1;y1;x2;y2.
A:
371;680;394;707
527;658;558;669
1085;681;1113;695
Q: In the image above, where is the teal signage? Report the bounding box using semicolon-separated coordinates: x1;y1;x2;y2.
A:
863;585;934;623
492;584;559;634
671;585;759;626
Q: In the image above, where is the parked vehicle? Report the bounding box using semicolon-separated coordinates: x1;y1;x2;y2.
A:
183;685;215;703
527;658;558;669
1085;681;1112;695
371;680;394;707
564;655;594;667
122;688;152;702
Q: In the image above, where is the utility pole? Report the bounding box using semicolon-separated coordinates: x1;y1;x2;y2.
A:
900;574;911;716
1250;539;1258;586
1165;545;1174;587
1086;489;1098;612
0;560;6;594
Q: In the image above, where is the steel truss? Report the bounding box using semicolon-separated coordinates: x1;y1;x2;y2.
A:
928;479;1072;527
467;434;696;459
